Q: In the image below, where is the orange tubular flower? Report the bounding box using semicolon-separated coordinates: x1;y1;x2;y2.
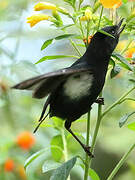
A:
27;14;51;27
17;131;35;150
83;36;93;44
17;166;27;180
4;159;14;172
125;48;135;58
100;0;122;8
0;80;8;93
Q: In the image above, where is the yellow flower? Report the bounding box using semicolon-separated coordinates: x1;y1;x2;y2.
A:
85;8;92;20
80;16;87;21
100;0;122;8
80;8;93;21
27;14;51;27
34;2;57;11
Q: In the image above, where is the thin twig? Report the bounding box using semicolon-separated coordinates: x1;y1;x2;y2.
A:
107;143;135;180
84;111;91;180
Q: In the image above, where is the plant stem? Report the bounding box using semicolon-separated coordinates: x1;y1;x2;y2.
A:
84;111;91;180
119;98;135;104
79;20;87;48
90;92;103;155
0;47;14;58
61;129;68;161
79;0;83;9
61;129;70;180
85;6;104;167
101;86;135;119
121;39;133;55
69;38;82;57
107;143;135;180
93;0;97;6
79;20;85;38
86;21;90;47
63;29;82;57
97;6;103;31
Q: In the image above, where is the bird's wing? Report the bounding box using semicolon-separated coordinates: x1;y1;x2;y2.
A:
12;66;91;99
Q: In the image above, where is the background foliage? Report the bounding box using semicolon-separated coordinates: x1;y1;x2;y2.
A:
0;0;135;180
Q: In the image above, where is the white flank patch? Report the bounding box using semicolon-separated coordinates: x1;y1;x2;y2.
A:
64;73;93;100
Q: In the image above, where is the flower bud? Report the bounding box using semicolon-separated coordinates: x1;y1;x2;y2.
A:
85;8;92;20
34;2;56;11
57;7;69;15
80;16;87;21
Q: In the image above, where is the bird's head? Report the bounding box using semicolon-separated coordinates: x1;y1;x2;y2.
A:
91;19;126;55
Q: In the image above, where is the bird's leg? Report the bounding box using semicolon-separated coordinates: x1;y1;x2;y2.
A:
95;97;104;105
65;121;94;157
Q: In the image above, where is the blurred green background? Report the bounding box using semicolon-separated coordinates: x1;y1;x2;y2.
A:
0;0;135;180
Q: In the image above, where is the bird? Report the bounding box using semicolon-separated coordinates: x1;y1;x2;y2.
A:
12;19;125;157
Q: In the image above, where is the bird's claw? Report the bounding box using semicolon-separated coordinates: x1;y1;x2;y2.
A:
95;97;104;105
83;145;94;158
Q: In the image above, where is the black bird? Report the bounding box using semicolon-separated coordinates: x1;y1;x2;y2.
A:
12;19;125;156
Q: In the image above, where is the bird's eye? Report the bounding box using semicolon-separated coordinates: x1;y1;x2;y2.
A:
112;30;115;34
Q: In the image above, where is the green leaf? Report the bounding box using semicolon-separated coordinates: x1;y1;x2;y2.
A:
119;111;135;128
103;16;113;26
67;132;85;141
129;79;135;83
41;34;76;51
98;30;115;38
24;148;49;170
112;53;133;71
127;161;135;175
109;58;115;66
89;168;100;180
63;0;76;8
111;65;121;79
76;44;85;47
80;164;100;180
41;39;53;51
122;0;128;3
51;135;63;162
52;117;64;129
42;160;61;173
127;122;135;131
127;14;135;23
55;34;76;40
35;55;78;64
59;24;75;30
50;156;77;180
93;1;101;13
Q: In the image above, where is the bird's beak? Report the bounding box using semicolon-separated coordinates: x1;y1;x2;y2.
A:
116;18;126;35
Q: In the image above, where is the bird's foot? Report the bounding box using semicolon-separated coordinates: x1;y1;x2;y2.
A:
95;97;104;105
83;145;94;158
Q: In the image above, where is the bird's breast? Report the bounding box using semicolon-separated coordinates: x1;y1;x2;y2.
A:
63;72;93;100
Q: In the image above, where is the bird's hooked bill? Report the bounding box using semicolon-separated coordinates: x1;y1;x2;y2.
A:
116;18;126;35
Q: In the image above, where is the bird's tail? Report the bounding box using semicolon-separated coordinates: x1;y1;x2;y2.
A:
33;96;50;133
